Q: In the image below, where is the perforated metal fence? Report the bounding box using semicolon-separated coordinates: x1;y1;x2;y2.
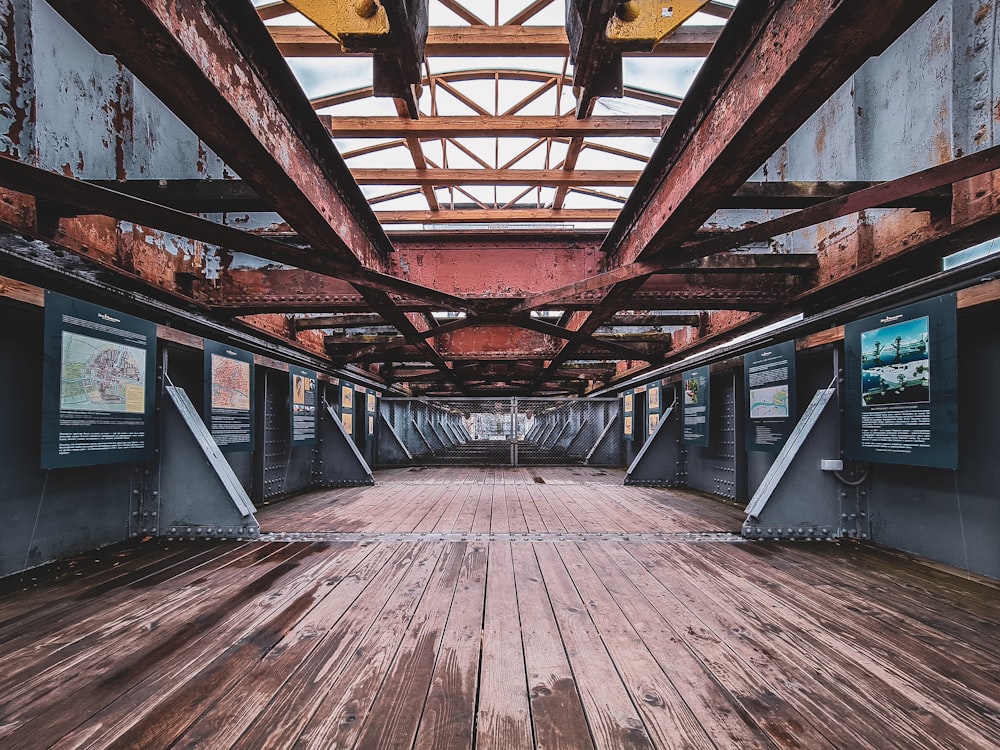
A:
377;397;623;467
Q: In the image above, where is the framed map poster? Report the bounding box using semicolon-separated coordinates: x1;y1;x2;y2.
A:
744;340;796;453
42;291;157;468
204;340;254;452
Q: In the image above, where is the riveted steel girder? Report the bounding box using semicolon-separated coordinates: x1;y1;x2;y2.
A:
46;0;393;271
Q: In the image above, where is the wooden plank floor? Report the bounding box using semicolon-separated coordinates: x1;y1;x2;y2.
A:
2;466;999;749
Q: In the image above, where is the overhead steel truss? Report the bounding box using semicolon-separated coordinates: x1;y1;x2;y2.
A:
6;0;996;397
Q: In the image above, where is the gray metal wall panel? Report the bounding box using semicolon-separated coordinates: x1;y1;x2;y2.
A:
259;368;313;499
0;304;136;577
867;309;1000;578
685;371;742;501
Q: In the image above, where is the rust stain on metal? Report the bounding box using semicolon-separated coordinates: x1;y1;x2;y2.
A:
0;186;35;227
56;215;118;264
435;325;560;358
113;67;132;181
0;2;31;154
118;224;177;282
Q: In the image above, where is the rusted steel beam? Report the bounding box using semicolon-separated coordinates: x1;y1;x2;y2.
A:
593;331;672;342
728;181;951;211
376;208;621;223
532;277;652;388
349;287;460;384
189;263;795;317
390;230;606;252
324;332;400;345
703;1;735;19
606;211;1000;387
384;367;442;380
192;270;430;314
420;316;477;340
292;313;388;330
47;0;392;270
0;156;468;311
287;0;428;117
625;274;803;311
513;315;657;361
352;168;641;186
84;179;945;216
565;2;618;117
390;244;601;297
517;254;815;310
271;24;719;57
603;0;939;268
322;114;670;138
84;179;269;213
607;313;701;327
518;146;1000;310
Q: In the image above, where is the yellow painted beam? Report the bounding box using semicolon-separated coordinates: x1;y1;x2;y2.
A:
283;0;389;45
607;0;711;50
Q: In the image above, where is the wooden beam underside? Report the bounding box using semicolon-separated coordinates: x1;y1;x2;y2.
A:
270;25;721;58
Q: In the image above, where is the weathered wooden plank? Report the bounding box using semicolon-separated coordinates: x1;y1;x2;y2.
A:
558;541;716;749
470;482;496;534
297;543;460;749
580;542;774;748
169;541;404;749
534;542;656;750
0;542;256;683
0;542;324;748
606;542;838;750
511;543;597;750
413;543;488;750
703;542;1000;743
476;541;533;750
228;542;438;749
0;540;229;628
640;543;955;749
2;469;998;750
78;541;385;749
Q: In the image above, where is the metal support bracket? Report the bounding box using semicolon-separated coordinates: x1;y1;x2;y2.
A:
316;404;375;487
624;401;682;486
284;0;390;42
607;1;711;50
742;385;864;542
585;412;625;466
286;0;428;117
377;411;414;464
156;386;259;539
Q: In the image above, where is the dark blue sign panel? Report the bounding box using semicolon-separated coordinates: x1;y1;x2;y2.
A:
289;366;318;445
203;340;254;453
42;291;157;468
682;366;710;446
844;294;957;468
744;340;796;453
